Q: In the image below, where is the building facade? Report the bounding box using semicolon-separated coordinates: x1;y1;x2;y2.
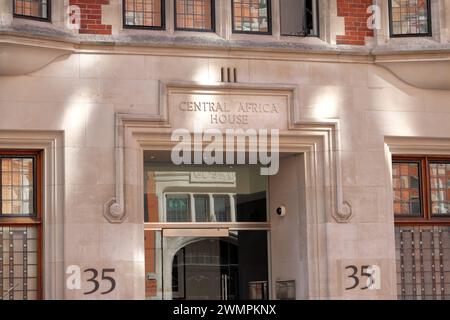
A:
0;0;450;300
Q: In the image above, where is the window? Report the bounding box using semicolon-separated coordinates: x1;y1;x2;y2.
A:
393;157;450;221
13;0;50;21
389;0;431;37
232;0;271;34
0;151;42;300
280;0;318;37
124;0;165;29
194;195;209;222
166;194;190;222
213;195;231;222
175;0;214;32
393;156;450;300
392;160;422;217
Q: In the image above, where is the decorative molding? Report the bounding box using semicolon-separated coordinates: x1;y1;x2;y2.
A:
289;119;353;223
0;43;73;76
106;81;352;224
385;136;450;155
375;59;450;90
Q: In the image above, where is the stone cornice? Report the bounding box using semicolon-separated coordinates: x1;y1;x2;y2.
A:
1;31;450;89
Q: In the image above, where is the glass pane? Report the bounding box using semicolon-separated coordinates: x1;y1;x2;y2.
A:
1;157;35;216
390;0;430;36
124;0;163;27
176;0;213;31
280;0;318;36
392;161;422;216
194;195;210;222
429;162;450;216
159;230;269;300
14;0;48;19
214;195;231;222
0;226;40;300
233;0;270;33
166;195;191;222
144;159;268;223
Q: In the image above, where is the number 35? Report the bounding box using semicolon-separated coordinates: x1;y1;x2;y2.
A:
345;265;380;291
84;268;116;295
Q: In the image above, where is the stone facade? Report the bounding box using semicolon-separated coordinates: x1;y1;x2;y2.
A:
1;0;450;300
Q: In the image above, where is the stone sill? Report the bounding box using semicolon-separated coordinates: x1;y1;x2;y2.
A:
0;23;369;56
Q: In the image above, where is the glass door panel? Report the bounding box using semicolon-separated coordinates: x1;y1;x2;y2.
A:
161;230;268;300
144;162;268;223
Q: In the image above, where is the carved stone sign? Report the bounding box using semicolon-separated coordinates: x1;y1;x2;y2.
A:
167;87;291;131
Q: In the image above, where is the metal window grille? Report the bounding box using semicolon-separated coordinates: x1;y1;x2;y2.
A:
396;226;450;300
1;226;39;300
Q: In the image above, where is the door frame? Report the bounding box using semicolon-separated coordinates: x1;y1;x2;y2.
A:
112;82;352;299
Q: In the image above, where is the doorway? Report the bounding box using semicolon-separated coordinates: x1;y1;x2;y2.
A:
143;159;271;300
166;230;268;300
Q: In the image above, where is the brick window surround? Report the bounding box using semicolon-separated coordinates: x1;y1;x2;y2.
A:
336;0;374;45
69;0;112;35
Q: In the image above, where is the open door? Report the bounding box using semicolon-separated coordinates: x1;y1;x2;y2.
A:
160;229;269;300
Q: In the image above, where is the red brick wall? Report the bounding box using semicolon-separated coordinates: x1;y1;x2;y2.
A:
69;0;112;35
336;0;374;45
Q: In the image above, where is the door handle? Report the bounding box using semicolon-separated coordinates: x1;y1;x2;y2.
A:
224;274;228;301
221;274;225;300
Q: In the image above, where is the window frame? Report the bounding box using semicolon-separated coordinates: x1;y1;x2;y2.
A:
0;153;38;219
0;149;43;300
388;0;432;38
231;0;272;35
13;0;51;22
174;0;215;33
393;155;450;226
123;0;166;30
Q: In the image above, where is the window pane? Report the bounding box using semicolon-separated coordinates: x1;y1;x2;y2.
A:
390;0;430;36
280;0;318;36
233;0;270;33
124;0;164;28
214;195;231;222
175;0;213;31
1;157;35;216
166;195;191;222
392;161;422;216
14;0;49;19
194;195;210;222
144;160;268;223
429;162;450;216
